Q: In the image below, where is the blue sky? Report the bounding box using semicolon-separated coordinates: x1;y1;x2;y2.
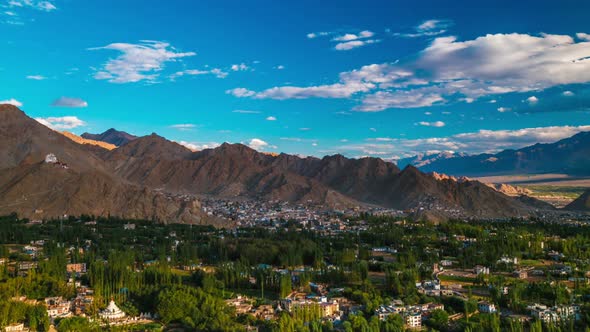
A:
2;0;590;159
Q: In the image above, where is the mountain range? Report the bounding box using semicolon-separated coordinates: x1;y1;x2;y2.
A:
82;128;137;147
398;132;590;177
0;104;576;224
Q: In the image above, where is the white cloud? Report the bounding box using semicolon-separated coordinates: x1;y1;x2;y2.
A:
7;0;56;11
232;109;261;114
306;31;331;39
562;91;575;96
178;140;220;151
527;96;539;104
210;68;228;78
497;107;511;113
393;19;453;38
307;29;378;51
170;68;227;80
332;30;375;42
1;0;56;24
248;138;271;151
340;125;590;157
417;121;445;127
276;65;285;70
226;88;256;97
577;33;590;41
51;97;88;108
265;116;277;121
0;98;23;107
170;124;195;131
359;91;444;111
231;63;249;71
35;116;85;130
231;32;590;112
90;40;196;83
335;39;379;51
26;74;46;80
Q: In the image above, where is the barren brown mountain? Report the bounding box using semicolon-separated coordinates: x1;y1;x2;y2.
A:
81;128;137;147
0;104;212;225
1;104;554;222
97;132;549;219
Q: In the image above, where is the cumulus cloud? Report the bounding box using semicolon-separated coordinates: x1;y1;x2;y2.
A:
307;29;378;51
331;30;378;51
577;33;590;41
265;116;277;121
226;88;256;97
526;96;539;104
340;125;590;158
0;98;23;107
90;40;196;83
247;138;273;151
497;107;511;113
417;121;445;127
231;63;249;71
563;91;575;96
35;116;86;130
51;97;88;108
230;32;590;111
26;75;46;80
177;141;220;151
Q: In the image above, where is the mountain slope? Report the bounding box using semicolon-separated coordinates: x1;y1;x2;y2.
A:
565;190;590;211
61;131;117;150
82;128;138;147
398;132;590;176
0;104;211;224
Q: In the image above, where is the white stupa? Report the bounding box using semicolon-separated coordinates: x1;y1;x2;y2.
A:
99;300;126;321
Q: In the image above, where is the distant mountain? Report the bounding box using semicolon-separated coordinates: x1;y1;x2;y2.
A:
398;132;590;176
96;135;547;219
397;152;467;169
82;128;137;147
0;104;211;224
0;104;554;222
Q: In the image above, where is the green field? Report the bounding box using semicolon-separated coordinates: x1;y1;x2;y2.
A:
525;185;587;199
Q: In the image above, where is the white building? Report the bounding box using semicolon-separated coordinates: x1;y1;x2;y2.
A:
404;311;422;329
478;301;497;314
99;300;126;321
474;265;490;275
45;153;58;164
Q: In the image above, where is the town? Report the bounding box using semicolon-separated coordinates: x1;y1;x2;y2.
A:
1;209;590;332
